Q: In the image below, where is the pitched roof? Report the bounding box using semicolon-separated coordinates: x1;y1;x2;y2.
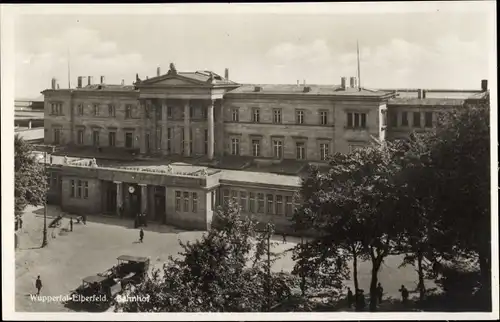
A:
78;84;136;91
388;98;465;107
225;84;391;97
139;70;238;86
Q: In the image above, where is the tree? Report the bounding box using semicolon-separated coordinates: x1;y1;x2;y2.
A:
421;103;491;308
15;135;48;220
116;200;294;312
292;142;406;311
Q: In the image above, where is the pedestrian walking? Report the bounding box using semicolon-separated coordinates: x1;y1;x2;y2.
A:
35;276;42;295
139;228;144;243
282;233;287;244
347;287;354;308
70;218;73;232
359;289;366;310
399;284;409;303
376;282;384;304
82;215;87;225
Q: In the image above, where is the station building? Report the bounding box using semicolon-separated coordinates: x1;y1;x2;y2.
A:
40;64;489;232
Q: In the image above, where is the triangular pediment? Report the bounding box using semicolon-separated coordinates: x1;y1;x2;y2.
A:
139;73;210;87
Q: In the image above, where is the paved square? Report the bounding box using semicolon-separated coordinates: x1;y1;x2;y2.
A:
15;206;434;312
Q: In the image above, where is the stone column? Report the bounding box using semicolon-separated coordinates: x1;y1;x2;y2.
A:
183;100;191;157
164;186;169;225
114;181;123;216
215;99;225;156
139;100;147;154
162;99;169;155
207;100;215;160
139;184;148;214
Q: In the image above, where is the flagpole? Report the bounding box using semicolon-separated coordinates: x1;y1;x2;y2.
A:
67;48;71;89
357;40;361;91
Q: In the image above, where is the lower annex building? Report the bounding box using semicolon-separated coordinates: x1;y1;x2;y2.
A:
40;64;490;233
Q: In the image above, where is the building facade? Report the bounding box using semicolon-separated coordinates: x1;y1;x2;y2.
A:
41;64;489;233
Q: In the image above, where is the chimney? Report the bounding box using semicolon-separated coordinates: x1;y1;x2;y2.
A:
77;76;83;88
88;76;93;86
417;89;423;99
481;79;488;92
100;76;105;84
340;77;347;89
422;90;427;99
157;66;161;77
121;79;125;86
350;77;357;89
51;78;57;90
224;68;229;79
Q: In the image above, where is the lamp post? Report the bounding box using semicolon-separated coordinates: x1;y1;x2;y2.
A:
41;151;48;248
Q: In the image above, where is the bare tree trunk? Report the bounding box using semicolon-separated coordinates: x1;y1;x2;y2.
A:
352;245;359;292
417;250;426;305
369;259;381;312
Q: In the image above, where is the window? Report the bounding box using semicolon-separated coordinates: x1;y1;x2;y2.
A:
231;190;238;202
70;180;75;197
320;111;328;125
257;193;265;213
92;130;100;146
413;112;421;127
266;194;274;214
424;112;433;128
231;138;240;156
175;191;181;211
252;108;260;123
382;110;387;127
181;128;185;155
320;143;329;161
84;181;89;199
156;128;162;151
77;130;84;145
273;139;283;159
401;112;409;126
109;132;116;147
223;189;230;205
189;129;193;155
125;105;132;119
201;107;207;120
108;104;115;117
347;112;367;129
167;106;172;118
192;192;198;213
296;142;306;160
252;139;261;157
273;109;282;124
276;195;283;215
183;192;190;212
389;111;398;127
249;192;256;213
167;128;172;153
77;180;82;198
77;104;84;116
204;129;208;155
296;110;305;124
231;108;239;122
285;196;293;217
240;191;247;212
125;132;133;148
53;128;61;144
51;103;62;115
93;104;99;116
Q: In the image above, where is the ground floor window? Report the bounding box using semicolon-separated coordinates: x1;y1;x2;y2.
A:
266;194;274;214
239;191;247;212
257;193;265;213
183;192;190;212
223;189;230;205
231;138;240;156
275;195;283;215
285;196;293;217
192;192;198;213
249;192;255;213
175;191;181;211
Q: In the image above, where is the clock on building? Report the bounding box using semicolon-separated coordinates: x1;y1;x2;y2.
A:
128;186;135;194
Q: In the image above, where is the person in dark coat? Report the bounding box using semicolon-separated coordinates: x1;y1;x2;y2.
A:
139;228;144;243
35;276;42;295
399;284;409;303
359;289;366;310
82;215;87;225
347;287;354;308
70;218;73;232
282;233;287;244
376;282;384;304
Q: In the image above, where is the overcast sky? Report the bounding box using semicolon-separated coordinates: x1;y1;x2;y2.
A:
10;3;495;99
